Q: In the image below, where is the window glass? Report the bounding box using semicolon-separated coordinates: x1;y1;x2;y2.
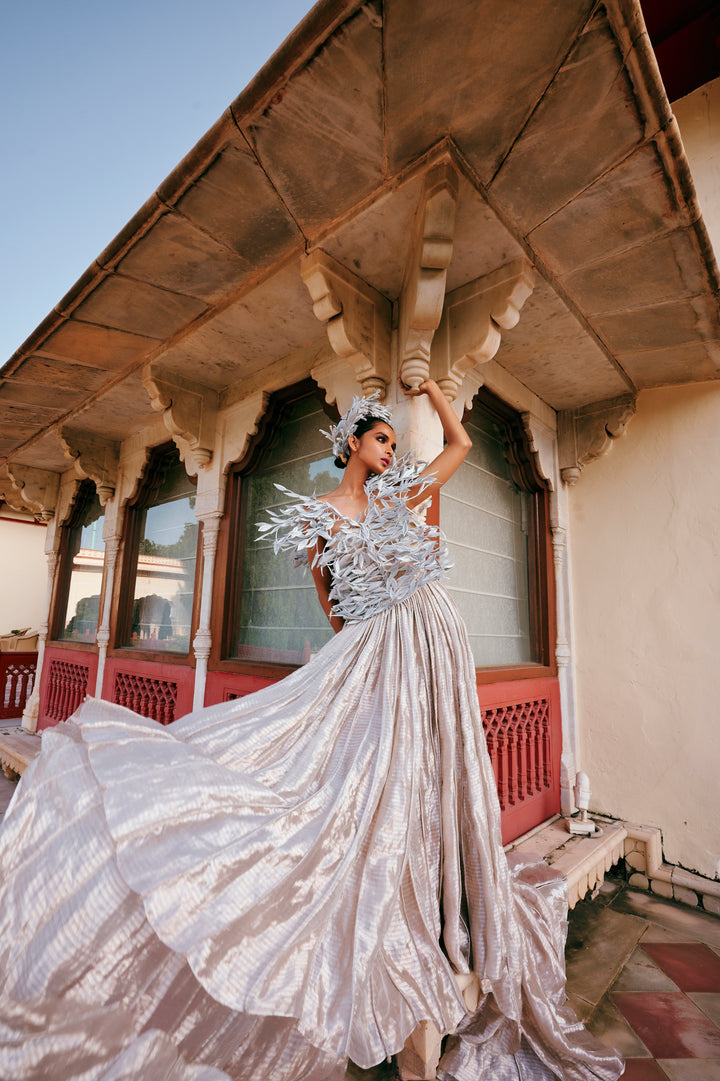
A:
440;402;533;667
58;486;105;643
233;393;342;662
125;453;198;653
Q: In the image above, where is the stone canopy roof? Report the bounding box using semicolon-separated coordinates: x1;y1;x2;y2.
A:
1;0;718;483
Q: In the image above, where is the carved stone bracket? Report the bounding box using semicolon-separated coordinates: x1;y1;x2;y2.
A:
143;365;218;473
398;159;459;389
4;465;59;522
59;427;120;505
431;258;535;402
558;394;636;485
300;249;391;398
218;391;269;477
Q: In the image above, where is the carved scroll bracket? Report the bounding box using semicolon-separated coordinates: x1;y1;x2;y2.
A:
301;250;391;399
143;365;218;474
59;427;120;505
558;394;636;485
4;465;59;522
431;258;535;403
398;159;459;390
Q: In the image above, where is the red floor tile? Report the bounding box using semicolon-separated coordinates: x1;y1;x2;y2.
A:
619;1060;670;1081
613;992;720;1059
642;943;720;993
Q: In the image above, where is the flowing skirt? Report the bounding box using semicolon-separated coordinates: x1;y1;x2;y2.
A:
0;582;623;1080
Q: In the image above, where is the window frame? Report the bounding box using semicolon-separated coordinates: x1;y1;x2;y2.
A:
109;442;202;665
49;478;106;651
447;388;556;684
210;380;339;678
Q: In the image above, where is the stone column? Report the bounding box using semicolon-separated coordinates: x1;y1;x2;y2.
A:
22;548;59;733
550;490;578;817
94;535;121;702
192;512;223;712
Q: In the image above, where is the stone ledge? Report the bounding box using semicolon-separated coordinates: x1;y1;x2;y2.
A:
506;815;627;908
619;819;720;915
0;727;41;779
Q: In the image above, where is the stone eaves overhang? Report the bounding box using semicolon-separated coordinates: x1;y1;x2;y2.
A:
1;0;718;494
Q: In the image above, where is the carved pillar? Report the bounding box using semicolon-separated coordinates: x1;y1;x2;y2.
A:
519;412;579;817
551;517;577;816
192;513;223;711
22;548;60;733
94;535;121;702
301;249;392;399
398;159;458;389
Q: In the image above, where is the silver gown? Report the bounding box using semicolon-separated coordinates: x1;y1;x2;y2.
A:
0;463;623;1081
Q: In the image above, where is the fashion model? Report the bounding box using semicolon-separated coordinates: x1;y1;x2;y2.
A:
0;381;623;1081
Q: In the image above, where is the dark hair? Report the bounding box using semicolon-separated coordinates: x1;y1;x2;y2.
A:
333;416;392;469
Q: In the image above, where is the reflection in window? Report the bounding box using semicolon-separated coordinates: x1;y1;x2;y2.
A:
57;482;105;643
231;391;342;663
440;400;533;668
124;449;198;653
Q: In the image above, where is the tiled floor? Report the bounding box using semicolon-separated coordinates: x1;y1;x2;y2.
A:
567;878;720;1081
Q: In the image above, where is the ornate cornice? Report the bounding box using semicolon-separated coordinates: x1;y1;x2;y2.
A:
301;249;391;398
558;394;636;485
431;258;535;402
143;365;218;473
59;427;120;505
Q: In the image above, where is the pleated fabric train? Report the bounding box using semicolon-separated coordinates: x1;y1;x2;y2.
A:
0;464;623;1081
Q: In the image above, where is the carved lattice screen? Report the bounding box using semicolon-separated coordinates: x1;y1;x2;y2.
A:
45;660;90;723
113;672;178;725
482;698;551;812
0;657;36;719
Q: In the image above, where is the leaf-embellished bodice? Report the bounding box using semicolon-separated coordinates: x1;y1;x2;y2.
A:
257;457;452;622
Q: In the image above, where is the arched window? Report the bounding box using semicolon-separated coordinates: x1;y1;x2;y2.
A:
52;480;105;644
222;384;341;665
115;444;199;655
440;389;552;671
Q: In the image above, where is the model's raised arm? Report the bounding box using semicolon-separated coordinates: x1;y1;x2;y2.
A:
402;379;472;508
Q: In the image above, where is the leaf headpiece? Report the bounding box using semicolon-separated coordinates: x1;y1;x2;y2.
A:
320;390;393;462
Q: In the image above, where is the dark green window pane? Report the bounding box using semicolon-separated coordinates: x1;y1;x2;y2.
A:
234;396;342;662
58;489;105;643
440;406;533;667
126;456;198;654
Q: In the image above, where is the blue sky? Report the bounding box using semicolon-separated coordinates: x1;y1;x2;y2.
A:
0;0;313;364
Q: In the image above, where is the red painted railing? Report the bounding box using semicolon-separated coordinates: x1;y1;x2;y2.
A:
479;678;562;845
38;646;99;729
113;671;178;725
45;659;91;724
0;651;37;720
102;657;195;726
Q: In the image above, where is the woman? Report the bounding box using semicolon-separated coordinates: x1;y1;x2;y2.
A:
0;382;622;1081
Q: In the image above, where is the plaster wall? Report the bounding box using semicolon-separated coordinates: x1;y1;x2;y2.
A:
0;515;47;634
674;76;720;260
568;382;720;880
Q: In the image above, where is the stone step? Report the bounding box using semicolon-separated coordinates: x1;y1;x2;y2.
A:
0;725;40;779
505;814;628;908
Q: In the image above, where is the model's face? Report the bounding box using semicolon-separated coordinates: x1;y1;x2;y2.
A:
352;422;396;473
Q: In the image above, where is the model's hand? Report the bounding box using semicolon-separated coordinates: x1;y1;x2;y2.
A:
399;377;438;397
